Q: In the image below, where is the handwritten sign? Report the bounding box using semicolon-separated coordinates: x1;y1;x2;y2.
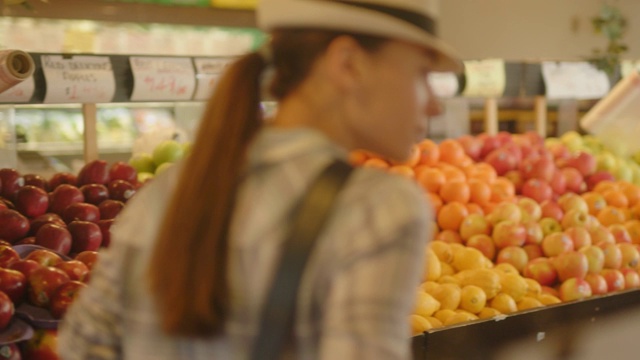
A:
0;76;34;103
621;60;640;78
542;62;610;100
428;72;459;98
130;57;196;101
192;58;234;101
42;55;115;104
462;59;506;98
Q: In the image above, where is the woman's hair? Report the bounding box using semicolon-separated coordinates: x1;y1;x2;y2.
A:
147;29;386;337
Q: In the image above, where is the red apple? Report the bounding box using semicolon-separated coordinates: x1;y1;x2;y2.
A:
0;245;19;268
561;167;586;194
504;170;525;193
15;185;49;219
621;268;640;289
54;260;89;282
465;234;496;260
0;343;20;360
77;160;110;186
457;135;482;161
564;227;592;250
96;219;114;248
523;221;544;245
62;202;100;224
518;198;542;223
480;135;502;159
590;226;616;246
585;171;616;191
0;268;26;304
15;236;36;245
617;243;640;268
523;258;558;287
539;217;563;237
579;245;606;274
564;152;597;177
600;268;625;293
109;161;137;183
521;157;555;182
459;213;491;241
542;232;574;257
79;184;109;206
549;171;567;196
558;277;592;302
584;273;608;295
107;180;136;203
74;251;98;271
487;202;522;225
554;251;589;281
599;242;623;269
22;328;58;359
561;209;590;229
49;280;87;319
0;209;29;243
0;169;24;200
68;221;102;253
492;220;526;249
23;173;49;191
523;243;543;260
28;266;70;307
98;199;125;220
0;291;14;331
609;224;632;244
24;249;63;267
547;142;571;161
540;200;564;222
49;172;77;190
558;193;589;214
521;179;553;203
485;148;517;176
29;213;65;236
8;259;42;279
49;184;84;215
496;246;529;273
35;223;72;255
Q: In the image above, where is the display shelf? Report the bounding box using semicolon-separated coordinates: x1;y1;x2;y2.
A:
411;289;640;360
16;141;132;156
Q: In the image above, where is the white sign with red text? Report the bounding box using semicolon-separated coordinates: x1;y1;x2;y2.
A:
42;55;115;103
130;57;196;101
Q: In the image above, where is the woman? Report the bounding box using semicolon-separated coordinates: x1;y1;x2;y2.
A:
59;0;462;359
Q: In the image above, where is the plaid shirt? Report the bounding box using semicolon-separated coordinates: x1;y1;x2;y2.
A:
59;127;432;360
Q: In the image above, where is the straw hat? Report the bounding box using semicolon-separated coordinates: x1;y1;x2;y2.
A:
257;0;463;73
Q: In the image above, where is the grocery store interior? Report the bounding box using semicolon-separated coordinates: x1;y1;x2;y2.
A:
1;0;640;358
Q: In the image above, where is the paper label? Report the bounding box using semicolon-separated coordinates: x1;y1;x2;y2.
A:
462;59;506;98
130;57;196;101
210;0;257;9
542;62;610;100
42;55;115;103
0;76;35;103
192;58;234;101
428;72;459;98
621;60;640;78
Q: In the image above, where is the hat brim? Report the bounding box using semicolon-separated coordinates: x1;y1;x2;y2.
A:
258;0;463;73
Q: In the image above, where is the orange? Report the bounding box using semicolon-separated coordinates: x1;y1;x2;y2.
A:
363;158;389;169
417;139;440;166
597;206;627;226
440;180;471;204
582;192;608;216
435;229;463;244
348;150;370;166
624;220;640;244
440;166;467;183
438;139;466;165
594;180;618;194
602;189;629;208
466;203;485;216
416;167;446;193
388;165;415;179
459;155;474;168
630;202;640;220
426;192;443;214
392;144;420;167
490;178;516;203
466;163;498;184
621;182;640;207
437;202;469;231
490;293;517;314
460;285;487;314
468;179;492;205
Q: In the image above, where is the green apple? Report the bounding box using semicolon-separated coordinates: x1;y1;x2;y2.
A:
596;151;617;172
613;158;633;182
544;137;562;148
182;142;193;157
129;153;156;174
632;150;640;165
137;172;155;183
560;131;583;152
155;162;174;175
152;140;184;166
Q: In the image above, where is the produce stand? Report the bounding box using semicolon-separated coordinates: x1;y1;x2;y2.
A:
411;289;640;359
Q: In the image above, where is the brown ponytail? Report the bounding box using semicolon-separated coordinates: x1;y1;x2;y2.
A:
148;52;266;337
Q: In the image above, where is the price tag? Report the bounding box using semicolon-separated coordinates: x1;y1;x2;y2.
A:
462;59;506;98
0;76;34;103
542;62;610;100
621;60;640;78
130;57;196;101
428;72;459;98
42;55;115;104
192;58;234;101
210;0;257;9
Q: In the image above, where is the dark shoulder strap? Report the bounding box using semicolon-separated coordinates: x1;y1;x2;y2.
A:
250;159;354;360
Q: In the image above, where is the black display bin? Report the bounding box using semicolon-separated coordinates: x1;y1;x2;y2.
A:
411;289;640;359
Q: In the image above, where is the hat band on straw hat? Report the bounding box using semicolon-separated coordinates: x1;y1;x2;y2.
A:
334;1;436;35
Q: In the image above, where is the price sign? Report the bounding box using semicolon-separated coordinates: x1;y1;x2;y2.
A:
621;60;640;78
462;59;506;98
542;62;610;100
130;57;196;101
428;72;459;98
210;0;257;9
42;55;115;104
0;76;34;103
192;58;234;101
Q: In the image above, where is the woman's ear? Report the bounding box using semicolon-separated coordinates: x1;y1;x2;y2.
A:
321;35;371;92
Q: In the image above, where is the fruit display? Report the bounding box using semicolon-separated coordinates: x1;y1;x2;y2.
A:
128;139;191;183
350;130;640;336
